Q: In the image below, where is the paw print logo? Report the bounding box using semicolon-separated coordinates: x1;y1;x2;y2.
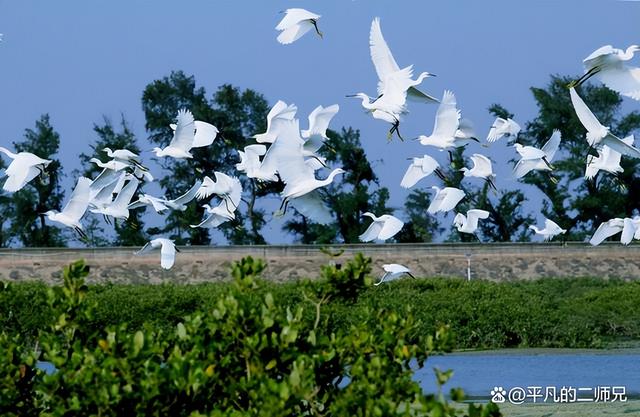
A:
490;386;507;403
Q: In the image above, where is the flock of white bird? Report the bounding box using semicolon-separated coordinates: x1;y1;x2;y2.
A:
0;9;639;280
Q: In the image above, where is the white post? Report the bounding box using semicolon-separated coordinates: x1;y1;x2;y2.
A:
465;253;471;282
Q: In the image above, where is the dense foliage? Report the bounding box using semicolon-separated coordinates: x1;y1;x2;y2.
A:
0;258;502;416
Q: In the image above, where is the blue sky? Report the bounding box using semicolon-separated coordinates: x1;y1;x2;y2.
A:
0;1;638;243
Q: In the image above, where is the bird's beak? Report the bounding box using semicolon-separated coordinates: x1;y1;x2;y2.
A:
345;94;357;98
175;247;181;253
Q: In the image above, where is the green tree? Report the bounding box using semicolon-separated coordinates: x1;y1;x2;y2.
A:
519;75;640;240
141;71;272;244
10;115;66;247
395;189;443;243
283;128;392;243
77;116;147;246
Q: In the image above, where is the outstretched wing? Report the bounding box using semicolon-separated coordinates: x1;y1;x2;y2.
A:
487;117;507;142
159;240;177;269
61;177;92;222
192;121;218;148
465;209;490;231
596;66;640;101
289;191;333;225
169;109;196;151
542;130;562;161
277;22;315;45
432;90;460;139
170;180;203;206
276;8;320;30
589;218;624;246
569;87;604;135
359;219;384;242
369;17;401;95
512;159;537;179
378;216;404;240
429;187;465;213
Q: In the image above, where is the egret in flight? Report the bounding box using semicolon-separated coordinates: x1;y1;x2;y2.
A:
453;209;490;234
135;238;179;270
585;136;635;181
570;87;640;158
0;147;52;192
512;130;561;181
400;155;444;189
487;117;521;143
427;186;466;214
44;177;92;238
374;264;415;286
276;8;323;45
460;154;497;190
153;109;216;158
359;212;404;242
572;45;640;100
253;100;297;144
589;217;640;246
529;218;567;241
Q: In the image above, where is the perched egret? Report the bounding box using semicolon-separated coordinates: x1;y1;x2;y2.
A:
135;238;179;270
0;147;52;192
427;186;465;214
512;130;561;179
275;8;322;45
486;117;521;143
400;155;444;189
453;209;490;234
375;264;415;286
585;136;634;180
460;154;496;190
572;45;640;100
253;100;297;143
529;218;567;241
44;177;92;238
359;212;404;242
195;172;242;214
570;87;640;158
589;217;640;246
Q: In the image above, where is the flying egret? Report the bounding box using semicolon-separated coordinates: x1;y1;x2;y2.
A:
374;264;415;286
400;155;444;189
89;172;125;210
103;147;147;171
585;135;634;180
275;8;322;45
349;18;437;140
128;194;170;214
427;186;466;214
512;130;561;180
89;177;139;222
359;212;404;242
570;87;640;158
460;154;496;190
301;104;339;160
486;117;521;143
418;90;467;150
0;147;52;192
529;218;567;241
453;209;490;234
195;172;242;214
270;119;345;224
169;118;218;149
89;157;130;172
191;201;236;229
572;45;640;100
589;217;640;246
44;177;92;238
253;101;298;144
236;144;278;182
162;181;202;211
153;109;215;158
135;238;179;270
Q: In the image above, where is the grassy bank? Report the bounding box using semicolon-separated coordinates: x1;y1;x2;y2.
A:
2;264;639;350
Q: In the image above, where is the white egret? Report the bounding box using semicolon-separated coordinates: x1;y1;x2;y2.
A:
275;8;322;45
375;264;415;286
570;87;640;158
169;119;218;149
89;172;125;210
195;172;242;214
358;212;404;242
301;104;339;160
44;177;92;238
162;181;202;211
191;201;236;229
135;238;179;270
460;154;496;190
486;117;521;143
0;147;52;192
89;177;139;222
236;144;278;182
573;45;640;100
153;109;215;158
529;218;567;241
427;186;466;214
585;135;634;180
128;194;170;214
512;130;561;180
400;155;444;189
253;101;298;144
453;209;490;234
103;147;147;171
589;217;639;246
89;157;130;172
418;90;463;150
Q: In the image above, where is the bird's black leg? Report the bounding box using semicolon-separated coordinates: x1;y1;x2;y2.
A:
311;19;323;38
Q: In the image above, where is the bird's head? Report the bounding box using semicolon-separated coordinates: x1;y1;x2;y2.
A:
102;147;113;155
42;210;56;218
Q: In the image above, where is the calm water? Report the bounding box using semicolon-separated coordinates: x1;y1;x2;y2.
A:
418;351;640;398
